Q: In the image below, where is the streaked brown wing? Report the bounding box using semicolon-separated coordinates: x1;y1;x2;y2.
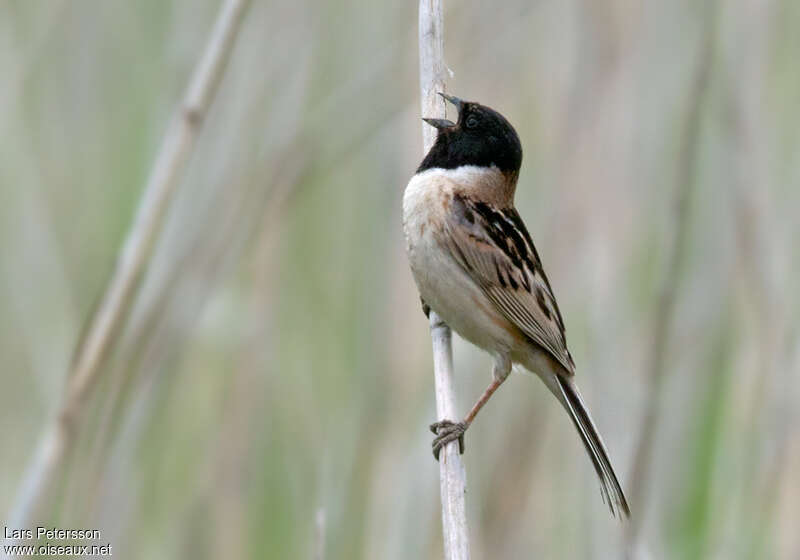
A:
443;193;575;374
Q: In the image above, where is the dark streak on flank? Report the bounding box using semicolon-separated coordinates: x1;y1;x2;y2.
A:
464;208;474;224
535;286;551;319
494;259;507;288
506;270;518;290
518;262;531;292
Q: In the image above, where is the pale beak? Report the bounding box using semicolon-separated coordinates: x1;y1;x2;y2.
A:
422;117;456;130
437;92;463;112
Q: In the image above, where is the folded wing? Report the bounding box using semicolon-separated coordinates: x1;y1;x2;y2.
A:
442;193;575;374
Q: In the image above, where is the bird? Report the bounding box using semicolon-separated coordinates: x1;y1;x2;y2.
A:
402;93;630;518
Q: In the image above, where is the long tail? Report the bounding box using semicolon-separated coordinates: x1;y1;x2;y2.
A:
551;374;630;519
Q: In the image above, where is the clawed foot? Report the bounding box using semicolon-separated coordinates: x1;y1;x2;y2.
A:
430;420;467;460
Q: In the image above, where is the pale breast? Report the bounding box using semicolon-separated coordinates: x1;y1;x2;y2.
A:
402;169;523;354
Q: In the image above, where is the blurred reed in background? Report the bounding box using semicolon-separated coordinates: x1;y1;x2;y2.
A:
1;0;798;558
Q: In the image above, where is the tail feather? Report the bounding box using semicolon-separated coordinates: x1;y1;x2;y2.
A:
554;374;630;519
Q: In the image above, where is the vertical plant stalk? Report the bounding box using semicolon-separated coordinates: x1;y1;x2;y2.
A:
6;0;251;533
625;3;717;552
418;1;470;559
314;507;326;560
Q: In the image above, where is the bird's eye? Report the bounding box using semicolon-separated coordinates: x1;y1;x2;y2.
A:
465;115;479;129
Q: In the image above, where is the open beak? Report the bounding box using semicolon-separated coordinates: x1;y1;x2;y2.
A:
422;92;463;130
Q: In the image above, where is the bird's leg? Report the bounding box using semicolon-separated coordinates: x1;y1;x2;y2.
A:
431;355;512;460
420;297;431;318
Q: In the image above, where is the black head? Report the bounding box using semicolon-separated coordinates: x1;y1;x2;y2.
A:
417;94;522;175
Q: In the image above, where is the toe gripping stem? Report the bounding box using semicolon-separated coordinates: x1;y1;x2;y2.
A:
430;420;468;460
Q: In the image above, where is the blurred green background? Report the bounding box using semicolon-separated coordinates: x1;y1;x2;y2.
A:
1;0;799;558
